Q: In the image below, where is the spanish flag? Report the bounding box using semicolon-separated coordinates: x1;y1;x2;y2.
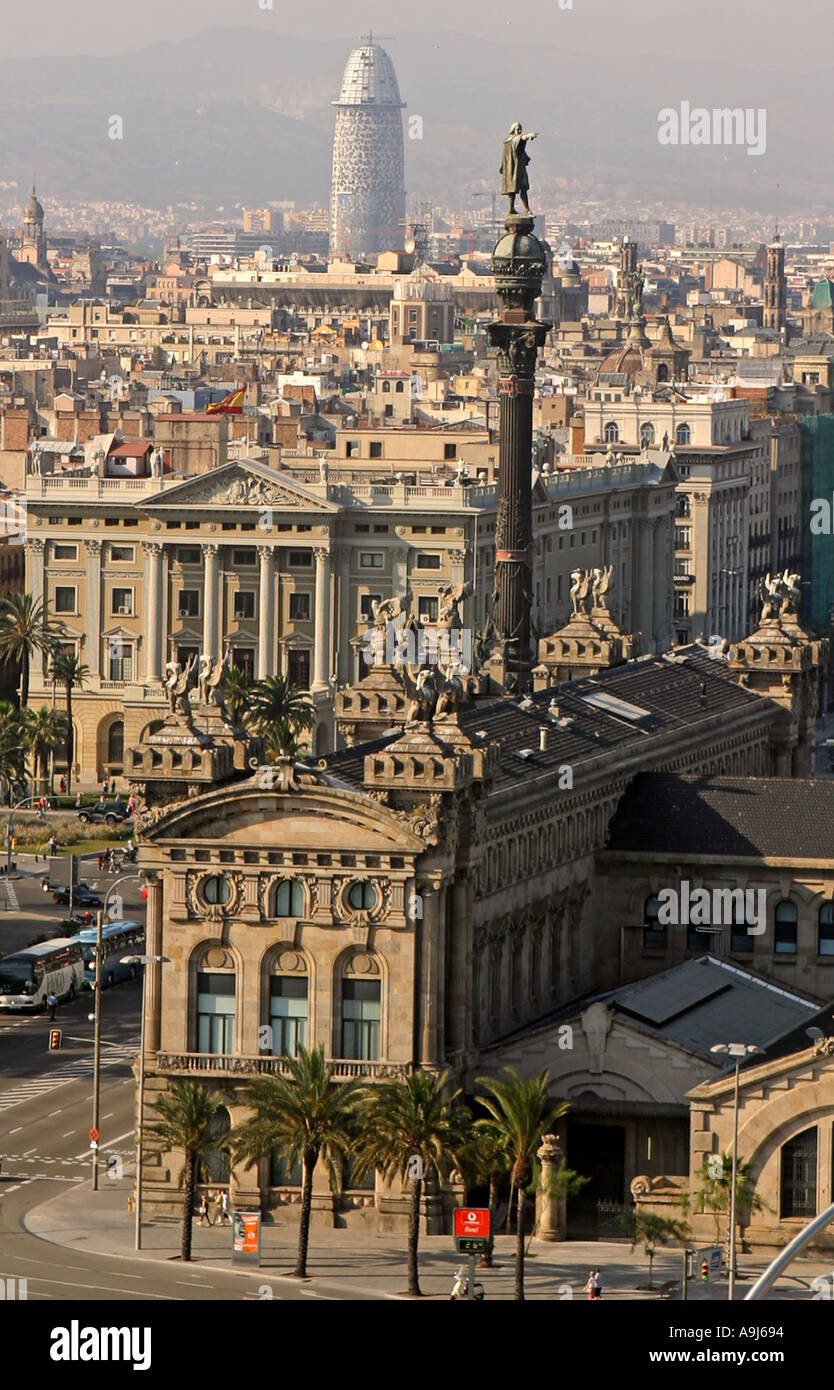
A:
206;387;245;415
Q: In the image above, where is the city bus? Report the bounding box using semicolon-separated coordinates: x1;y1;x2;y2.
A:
0;938;85;1012
74;919;145;990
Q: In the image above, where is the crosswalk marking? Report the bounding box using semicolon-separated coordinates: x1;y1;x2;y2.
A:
1;879;19;911
0;1041;139;1113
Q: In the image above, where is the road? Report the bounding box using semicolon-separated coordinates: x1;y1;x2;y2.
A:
0;856;147;956
0;979;383;1302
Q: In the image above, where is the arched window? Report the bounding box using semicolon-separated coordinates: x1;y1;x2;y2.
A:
643;895;665;949
199;1106;231;1185
273;879;304;917
381;380;391;393
395;380;405;393
656;363;669;383
196;969;236;1053
819;902;834;956
348;881;378;911
775;900;797;955
780;1127;817;1219
341;958;381;1060
270;974;308;1055
676;422;691;445
604;421;619;443
107;719;124;766
640;422;656;447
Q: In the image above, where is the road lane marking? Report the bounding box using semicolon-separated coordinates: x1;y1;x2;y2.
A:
61;1131;75;1138
8;1126;21;1133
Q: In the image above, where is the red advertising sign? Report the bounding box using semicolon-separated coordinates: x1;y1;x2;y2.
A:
233;1212;260;1255
453;1207;490;1239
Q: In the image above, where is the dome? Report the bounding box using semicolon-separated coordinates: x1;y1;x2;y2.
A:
334;41;404;108
492;229;548;269
24;189;43;221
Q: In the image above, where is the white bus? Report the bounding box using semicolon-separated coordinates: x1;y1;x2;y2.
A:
0;937;84;1012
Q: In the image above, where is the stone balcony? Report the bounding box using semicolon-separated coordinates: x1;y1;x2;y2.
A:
154;1052;411;1080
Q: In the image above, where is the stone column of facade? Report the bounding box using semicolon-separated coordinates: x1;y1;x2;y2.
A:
144;874;164;1054
417;878;444;1068
202;543;221;657
446;871;474;1053
257;545;274;679
487;213;550;692
536;1134;567;1241
335;545;352;682
86;539;102;678
27;539;45;677
636;517;653;641
143;542;163;681
392;545;408;600
312;547;331;691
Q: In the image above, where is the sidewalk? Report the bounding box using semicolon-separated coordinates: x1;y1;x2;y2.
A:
23;1177;820;1300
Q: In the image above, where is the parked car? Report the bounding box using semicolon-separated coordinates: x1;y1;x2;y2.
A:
52;882;104;909
76;802;130;827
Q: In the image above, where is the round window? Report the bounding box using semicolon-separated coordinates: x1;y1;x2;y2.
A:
203;874;231;905
348;881;377;911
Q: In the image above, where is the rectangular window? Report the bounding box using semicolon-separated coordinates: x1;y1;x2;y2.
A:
177;645;199;667
289;592;310;621
107;642;134;682
111;588;134;616
231;647;255;679
54;586;77;614
369;441;383;459
232;548;257;567
177;546;201;565
177;590;199;618
287;649;310;689
269;976;308;1056
345;440;359;458
233;591;255;620
780;1128;817;1219
53;544;78;561
341;978;381;1060
444;443;457;460
416;552;442;570
418;596;438;622
196;973;236;1055
110;544;135;562
288;550;312;568
360;593;381;621
360;553;384;569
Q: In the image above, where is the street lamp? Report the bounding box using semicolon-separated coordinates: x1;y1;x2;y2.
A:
89;874;148;1191
709;1042;764;1300
120;951;170;1251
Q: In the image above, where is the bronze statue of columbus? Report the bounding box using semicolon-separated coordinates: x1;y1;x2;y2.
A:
501;121;539;215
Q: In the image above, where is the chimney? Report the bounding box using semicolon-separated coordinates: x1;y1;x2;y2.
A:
539;727;548;752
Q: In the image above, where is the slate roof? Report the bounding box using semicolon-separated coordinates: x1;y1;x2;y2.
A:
323;652;774;799
606;772;834;860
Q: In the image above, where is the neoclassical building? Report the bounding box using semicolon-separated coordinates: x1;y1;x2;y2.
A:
23;451;675;783
131;578;828;1228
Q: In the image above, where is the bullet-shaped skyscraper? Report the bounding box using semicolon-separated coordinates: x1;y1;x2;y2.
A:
330;37;405;260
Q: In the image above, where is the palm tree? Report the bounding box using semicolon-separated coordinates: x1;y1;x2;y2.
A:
247;674;314;746
261;717;302;760
222;662;252;726
22;705;66;795
0;702;27;803
469;1120;510;1268
476;1067;568;1301
145;1080;224;1262
0;593;66;707
620;1211;689;1290
229;1045;365;1278
49;651;88;795
353;1070;471;1297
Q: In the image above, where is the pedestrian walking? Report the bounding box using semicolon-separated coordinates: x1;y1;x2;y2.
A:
59;776;66;794
97;854;104;872
593;1269;603;1300
75;791;82;809
213;1190;224;1225
37;796;45;819
198;1192;211;1226
47;991;58;1021
109;778;116;797
127;793;135;817
583;1270;596;1301
220;1189;232;1224
101;779;108;798
48;834;58;856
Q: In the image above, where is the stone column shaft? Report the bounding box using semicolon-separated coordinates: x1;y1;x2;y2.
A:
144;878;164;1054
144;542;163;681
312;547;331;690
202;544;221;657
257;546;275;679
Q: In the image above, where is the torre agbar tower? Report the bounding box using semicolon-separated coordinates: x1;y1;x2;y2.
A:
329;37;406;259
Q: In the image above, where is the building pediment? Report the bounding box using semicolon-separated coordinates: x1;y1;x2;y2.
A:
143;459;340;513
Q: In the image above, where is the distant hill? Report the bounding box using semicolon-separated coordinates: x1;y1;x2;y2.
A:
0;28;829;213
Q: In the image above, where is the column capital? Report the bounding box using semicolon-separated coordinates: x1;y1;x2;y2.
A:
27;537;44;554
314;546;330;562
449;549;466;565
143;540;162;558
257;544;275;561
87;538;102;556
203;542;220;559
392;547;409;563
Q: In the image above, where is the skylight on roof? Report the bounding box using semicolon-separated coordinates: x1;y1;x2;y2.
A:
580;690;652;722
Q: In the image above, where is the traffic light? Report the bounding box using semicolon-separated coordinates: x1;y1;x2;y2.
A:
49;1029;62;1051
701;1260;709;1283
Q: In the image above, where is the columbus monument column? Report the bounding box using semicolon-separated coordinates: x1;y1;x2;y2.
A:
485;124;551;693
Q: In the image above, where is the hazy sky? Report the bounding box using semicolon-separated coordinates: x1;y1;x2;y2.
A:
6;0;832;70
